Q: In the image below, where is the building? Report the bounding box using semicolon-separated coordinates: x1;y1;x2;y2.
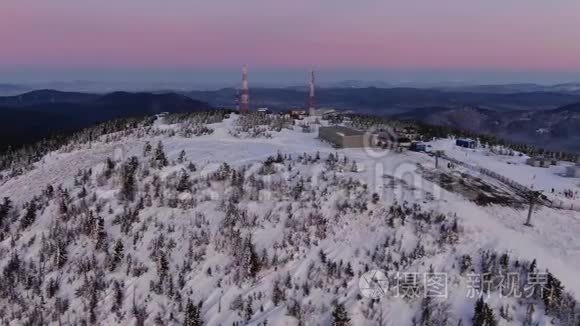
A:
410;142;431;152
456;139;477;149
318;126;372;148
320;109;338;120
257;108;271;114
565;164;580;177
289;109;307;120
526;157;552;168
376;131;412;150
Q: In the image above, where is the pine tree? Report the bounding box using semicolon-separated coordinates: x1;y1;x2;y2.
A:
112;280;124;313
543;272;564;316
58;197;68;216
345;262;354;278
45;184;55;198
104;157;116;178
284;272;292;289
421;297;434;326
0;197;12;226
111;239;124;271
55;240;68;269
472;298;497;326
20;200;37;229
242;235;261;279
89;282;99;324
157;252;169;284
120;160;137;202
94;216;107;250
272;280;285;306
184;298;203;326
143;141;152;157
244;296;254;321
46;277;59;298
178;150;187;164
78;187;88;198
331;303;351;326
177;169;192;192
529;259;537;272
152;141;168;168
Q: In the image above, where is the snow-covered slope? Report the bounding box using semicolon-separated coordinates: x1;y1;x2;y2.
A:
0;113;579;325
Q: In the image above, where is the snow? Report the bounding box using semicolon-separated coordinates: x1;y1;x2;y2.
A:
429;138;580;204
1;114;580;325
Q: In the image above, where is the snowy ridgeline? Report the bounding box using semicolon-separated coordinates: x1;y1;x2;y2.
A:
0;113;579;325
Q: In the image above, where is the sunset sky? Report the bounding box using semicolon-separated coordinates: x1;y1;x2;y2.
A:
2;0;580;84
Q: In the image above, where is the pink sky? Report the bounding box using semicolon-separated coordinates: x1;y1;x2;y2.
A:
1;0;580;71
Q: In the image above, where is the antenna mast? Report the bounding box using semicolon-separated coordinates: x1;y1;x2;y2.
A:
309;69;316;116
240;65;250;113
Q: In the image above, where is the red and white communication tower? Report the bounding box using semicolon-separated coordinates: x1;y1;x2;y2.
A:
308;69;316;116
240;65;250;113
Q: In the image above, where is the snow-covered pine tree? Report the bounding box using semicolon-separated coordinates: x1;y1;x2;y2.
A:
20;200;37;229
0;196;12;226
272;280;285;306
94;215;107;250
110;239;124;271
143;141;152;157
152;141;168;168
55;239;68;269
177;169;192;193
242;234;261;280
120;159;138;202
472;297;497;326
184;298;203;326
331;303;351;326
543;271;564;316
244;296;254;321
420;296;434;326
178;150;187;163
111;280;124;313
102;157;116;180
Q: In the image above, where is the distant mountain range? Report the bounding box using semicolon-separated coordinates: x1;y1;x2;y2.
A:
2;86;580;153
435;83;580;95
0;83;29;95
0;90;210;151
187;87;580;112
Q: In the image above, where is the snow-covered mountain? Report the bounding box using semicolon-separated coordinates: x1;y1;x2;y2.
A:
1;112;579;325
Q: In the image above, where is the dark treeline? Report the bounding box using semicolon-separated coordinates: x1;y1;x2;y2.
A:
0;90;212;151
0;110;229;179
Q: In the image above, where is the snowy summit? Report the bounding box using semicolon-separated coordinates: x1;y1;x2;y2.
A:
0;111;579;325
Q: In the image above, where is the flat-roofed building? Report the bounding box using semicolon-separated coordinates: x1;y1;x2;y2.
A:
318;126;372;148
456;138;477;149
